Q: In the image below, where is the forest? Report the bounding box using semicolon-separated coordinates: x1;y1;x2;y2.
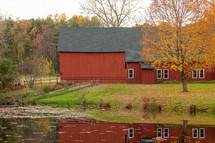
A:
0;14;102;88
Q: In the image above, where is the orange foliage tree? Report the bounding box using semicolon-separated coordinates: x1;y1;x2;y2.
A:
141;0;215;92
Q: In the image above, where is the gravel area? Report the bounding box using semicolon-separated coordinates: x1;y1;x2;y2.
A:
0;105;90;119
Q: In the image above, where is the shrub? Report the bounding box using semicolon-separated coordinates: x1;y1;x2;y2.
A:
125;103;133;110
41;85;53;93
7;83;25;91
188;104;196;115
52;84;63;90
30;100;37;105
19;91;31;98
143;103;162;112
57;80;73;87
98;99;111;110
0;59;17;89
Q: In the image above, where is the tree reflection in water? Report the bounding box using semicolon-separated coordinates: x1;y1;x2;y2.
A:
1;118;215;143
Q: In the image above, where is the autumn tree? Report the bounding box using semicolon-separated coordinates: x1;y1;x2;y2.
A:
3;18;17;63
68;15;102;27
0;59;17;89
33;25;57;72
81;0;143;27
141;0;215;92
0;20;7;57
17;57;49;88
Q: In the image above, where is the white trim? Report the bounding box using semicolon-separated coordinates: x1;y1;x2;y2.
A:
157;128;162;137
199;69;205;79
192;128;198;138
163;69;169;79
128;128;134;138
199;128;205;138
156;69;162;79
128;69;134;79
192;70;198;79
163;128;169;138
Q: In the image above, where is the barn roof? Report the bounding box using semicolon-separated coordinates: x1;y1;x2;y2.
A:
57;27;143;62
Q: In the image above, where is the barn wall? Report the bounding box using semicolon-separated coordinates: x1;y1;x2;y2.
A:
126;63;141;83
189;70;215;81
156;68;215;82
60;52;127;83
141;69;157;84
60;52;215;84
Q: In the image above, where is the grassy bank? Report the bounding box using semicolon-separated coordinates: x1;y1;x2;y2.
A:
37;83;215;110
2;83;215;125
33;83;215;125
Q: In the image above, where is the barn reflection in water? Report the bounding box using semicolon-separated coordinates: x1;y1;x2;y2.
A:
60;119;215;143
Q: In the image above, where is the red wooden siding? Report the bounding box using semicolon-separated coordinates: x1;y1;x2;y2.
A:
155;68;215;83
60;52;127;83
60;52;215;84
141;69;156;84
60;121;128;143
126;63;141;83
60;120;215;143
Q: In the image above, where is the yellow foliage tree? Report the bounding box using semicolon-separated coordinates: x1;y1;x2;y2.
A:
141;0;215;92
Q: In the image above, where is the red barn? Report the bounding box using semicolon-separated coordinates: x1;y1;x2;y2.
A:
57;27;215;84
60;120;215;143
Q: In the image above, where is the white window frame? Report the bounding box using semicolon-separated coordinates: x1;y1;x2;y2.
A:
192;128;198;138
157;128;162;137
192;70;198;79
199;128;205;138
163;69;169;79
199;69;205;79
163;128;169;138
156;69;162;79
128;128;134;138
128;69;134;79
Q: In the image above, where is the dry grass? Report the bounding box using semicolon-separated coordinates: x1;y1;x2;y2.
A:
35;83;215;124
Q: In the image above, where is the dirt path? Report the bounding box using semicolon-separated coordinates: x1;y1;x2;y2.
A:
0;105;90;119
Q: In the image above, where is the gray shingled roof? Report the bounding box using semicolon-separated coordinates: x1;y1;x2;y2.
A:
141;64;155;69
57;27;143;62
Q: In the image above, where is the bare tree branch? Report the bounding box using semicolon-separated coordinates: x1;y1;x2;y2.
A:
81;0;144;27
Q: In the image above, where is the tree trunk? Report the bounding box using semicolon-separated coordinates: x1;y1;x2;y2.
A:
180;71;188;92
182;78;188;92
180;120;188;143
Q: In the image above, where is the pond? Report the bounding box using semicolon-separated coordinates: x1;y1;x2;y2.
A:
1;117;215;143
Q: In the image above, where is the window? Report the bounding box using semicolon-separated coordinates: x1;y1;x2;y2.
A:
192;128;198;138
157;128;162;137
128;69;134;79
164;128;169;138
163;69;169;79
199;128;205;138
192;70;198;79
157;69;162;79
128;128;134;138
199;69;205;79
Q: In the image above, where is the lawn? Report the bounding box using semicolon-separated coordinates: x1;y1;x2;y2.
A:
37;83;215;110
2;83;215;124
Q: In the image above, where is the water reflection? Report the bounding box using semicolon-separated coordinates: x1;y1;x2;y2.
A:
60;119;215;143
1;118;215;143
0;118;60;142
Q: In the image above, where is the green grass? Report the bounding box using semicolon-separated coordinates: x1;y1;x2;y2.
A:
3;83;215;124
87;108;215;125
37;84;133;105
37;83;215;124
36;83;215;109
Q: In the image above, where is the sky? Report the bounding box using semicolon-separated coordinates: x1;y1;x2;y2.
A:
0;0;151;21
0;0;85;20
